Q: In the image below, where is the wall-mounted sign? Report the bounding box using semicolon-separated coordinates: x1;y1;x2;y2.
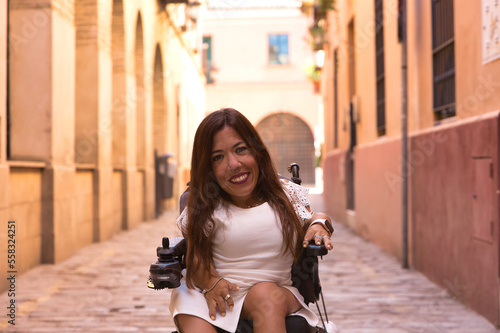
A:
483;0;500;64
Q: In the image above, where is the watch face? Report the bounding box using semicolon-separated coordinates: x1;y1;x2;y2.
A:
325;220;334;233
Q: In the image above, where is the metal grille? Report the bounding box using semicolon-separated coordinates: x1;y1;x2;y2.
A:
256;113;316;186
375;0;386;135
333;49;339;148
432;0;456;120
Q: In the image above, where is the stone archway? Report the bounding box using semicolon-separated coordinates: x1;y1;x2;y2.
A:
153;44;166;154
256;113;316;186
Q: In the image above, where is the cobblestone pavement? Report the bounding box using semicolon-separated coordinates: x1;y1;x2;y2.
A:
1;194;499;333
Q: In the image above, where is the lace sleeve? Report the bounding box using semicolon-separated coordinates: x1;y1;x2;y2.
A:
281;178;312;223
176;206;216;237
176;207;188;235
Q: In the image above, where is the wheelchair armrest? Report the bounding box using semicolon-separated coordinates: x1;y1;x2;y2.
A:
169;237;187;258
305;243;328;257
148;237;187;290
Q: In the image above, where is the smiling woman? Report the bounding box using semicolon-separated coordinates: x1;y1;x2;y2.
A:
169;108;334;333
210;127;260;208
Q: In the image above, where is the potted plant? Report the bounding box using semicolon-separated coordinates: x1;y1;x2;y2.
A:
305;64;321;94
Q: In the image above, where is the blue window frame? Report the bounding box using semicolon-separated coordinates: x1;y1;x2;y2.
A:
202;36;213;84
268;34;289;65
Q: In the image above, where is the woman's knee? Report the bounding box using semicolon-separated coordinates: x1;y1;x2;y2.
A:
175;314;217;333
242;282;295;318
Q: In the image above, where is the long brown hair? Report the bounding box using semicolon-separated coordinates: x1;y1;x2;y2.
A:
185;108;305;288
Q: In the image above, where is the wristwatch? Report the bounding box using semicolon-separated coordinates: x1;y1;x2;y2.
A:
310;218;334;234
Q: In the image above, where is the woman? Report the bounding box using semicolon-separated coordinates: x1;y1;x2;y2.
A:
169;108;333;333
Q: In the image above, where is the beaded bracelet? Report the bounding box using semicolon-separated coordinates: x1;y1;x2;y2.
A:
201;277;223;295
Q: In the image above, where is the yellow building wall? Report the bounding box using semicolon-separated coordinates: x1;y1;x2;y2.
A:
8;169;43;275
323;0;405;151
324;0;500;152
407;1;434;130
455;2;500;119
0;0;206;293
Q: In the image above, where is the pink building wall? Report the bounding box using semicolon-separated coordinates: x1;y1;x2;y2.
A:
321;0;500;326
411;113;500;325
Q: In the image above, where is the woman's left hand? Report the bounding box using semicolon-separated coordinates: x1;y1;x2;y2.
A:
303;223;333;250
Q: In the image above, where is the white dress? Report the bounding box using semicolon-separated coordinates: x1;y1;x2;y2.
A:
169;179;318;332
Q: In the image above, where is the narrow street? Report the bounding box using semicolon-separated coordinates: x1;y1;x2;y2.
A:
0;194;498;333
2;0;500;331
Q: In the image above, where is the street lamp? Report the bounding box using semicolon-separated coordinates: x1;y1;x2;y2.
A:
186;1;201;24
309;49;324;94
314;49;325;71
180;1;201;32
163;0;202;32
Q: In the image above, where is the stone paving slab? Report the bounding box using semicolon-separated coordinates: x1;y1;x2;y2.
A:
0;211;182;333
308;194;499;333
319;221;498;332
0;195;499;333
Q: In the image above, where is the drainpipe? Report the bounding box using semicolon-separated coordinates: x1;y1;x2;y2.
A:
6;0;10;159
401;0;409;269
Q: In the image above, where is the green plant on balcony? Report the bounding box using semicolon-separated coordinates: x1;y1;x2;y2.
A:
301;0;336;51
300;0;315;16
301;0;336;21
316;0;336;20
301;0;335;93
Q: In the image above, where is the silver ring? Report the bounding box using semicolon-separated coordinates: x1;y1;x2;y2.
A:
322;235;331;239
314;235;323;240
224;294;231;301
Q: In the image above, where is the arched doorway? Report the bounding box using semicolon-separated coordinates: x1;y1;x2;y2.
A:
256;113;315;186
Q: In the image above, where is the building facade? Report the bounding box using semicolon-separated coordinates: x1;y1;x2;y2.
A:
0;0;206;293
202;0;323;186
321;0;500;326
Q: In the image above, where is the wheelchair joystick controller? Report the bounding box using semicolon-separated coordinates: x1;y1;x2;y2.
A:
147;237;186;290
287;163;302;185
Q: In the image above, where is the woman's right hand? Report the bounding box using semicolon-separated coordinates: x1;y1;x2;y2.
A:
203;278;239;320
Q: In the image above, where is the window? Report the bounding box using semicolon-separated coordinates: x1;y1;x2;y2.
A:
202;36;214;84
333;48;339;148
432;0;455;120
375;0;386;136
268;34;289;65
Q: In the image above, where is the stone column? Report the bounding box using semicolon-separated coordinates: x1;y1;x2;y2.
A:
93;0;117;241
9;0;77;264
75;0;117;242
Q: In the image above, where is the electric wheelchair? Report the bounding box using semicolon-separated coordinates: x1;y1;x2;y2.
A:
148;164;335;333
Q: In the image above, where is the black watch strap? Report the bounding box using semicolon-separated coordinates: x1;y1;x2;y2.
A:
311;219;334;234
